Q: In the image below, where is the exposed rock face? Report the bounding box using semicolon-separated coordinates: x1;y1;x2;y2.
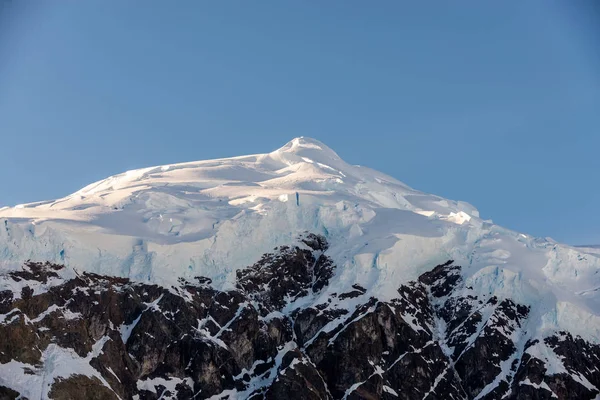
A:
0;234;598;399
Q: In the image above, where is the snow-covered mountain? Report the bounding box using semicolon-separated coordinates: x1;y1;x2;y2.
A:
1;137;599;399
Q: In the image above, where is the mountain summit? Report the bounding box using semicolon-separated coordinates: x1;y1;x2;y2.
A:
0;138;599;399
0;137;482;282
273;136;343;160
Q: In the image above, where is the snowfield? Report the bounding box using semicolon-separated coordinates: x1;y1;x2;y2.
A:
1;137;599;342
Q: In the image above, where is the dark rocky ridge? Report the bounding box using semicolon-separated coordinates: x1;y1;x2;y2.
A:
0;234;598;400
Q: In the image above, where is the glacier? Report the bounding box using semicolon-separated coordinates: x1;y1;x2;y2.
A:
1;136;599;343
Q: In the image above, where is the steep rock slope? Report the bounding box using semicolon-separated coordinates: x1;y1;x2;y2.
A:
1;237;598;399
0;138;599;399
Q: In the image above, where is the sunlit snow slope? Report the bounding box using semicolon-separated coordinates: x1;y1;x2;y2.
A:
1;137;599;341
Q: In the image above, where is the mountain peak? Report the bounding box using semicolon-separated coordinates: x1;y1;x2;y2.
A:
273;137;341;161
0;135;599;353
2;136;600;400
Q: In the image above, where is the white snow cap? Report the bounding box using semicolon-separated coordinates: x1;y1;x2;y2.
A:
0;137;599;342
274;136;342;160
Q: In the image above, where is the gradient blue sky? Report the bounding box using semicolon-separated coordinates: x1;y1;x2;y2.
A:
0;1;599;244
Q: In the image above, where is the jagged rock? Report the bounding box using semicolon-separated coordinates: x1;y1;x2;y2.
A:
48;375;118;400
265;349;331;400
0;385;21;400
0;236;598;399
236;236;334;312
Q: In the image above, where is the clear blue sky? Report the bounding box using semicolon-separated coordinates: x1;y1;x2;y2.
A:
1;1;599;244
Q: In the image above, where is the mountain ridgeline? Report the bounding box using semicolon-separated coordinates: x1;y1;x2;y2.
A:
1;234;599;399
0;138;599;399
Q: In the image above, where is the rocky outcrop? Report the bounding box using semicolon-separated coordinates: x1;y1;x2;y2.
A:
0;234;598;399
